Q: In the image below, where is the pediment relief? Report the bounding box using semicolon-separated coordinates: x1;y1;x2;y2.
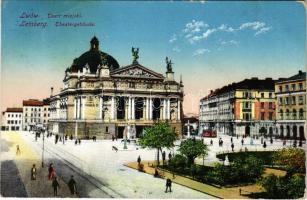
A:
111;65;164;79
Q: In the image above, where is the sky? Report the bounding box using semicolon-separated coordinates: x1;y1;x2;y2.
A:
1;0;306;114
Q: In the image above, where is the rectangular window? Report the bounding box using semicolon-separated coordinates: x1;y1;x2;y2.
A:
285;85;289;92
269;112;273;120
269;93;272;98
106;126;109;133
291;84;296;91
15;120;17;124
31;108;33;111
44;108;46;111
299;96;303;105
48;114;50;117
299;82;303;90
26;108;27;111
279;97;283;105
25;119;27;123
261;93;264;98
7;121;10;124
285;97;289;105
8;114;10;117
279;86;282;92
292;96;296;105
261;102;264;109
261;112;265;120
269;102;273;109
44;114;46;117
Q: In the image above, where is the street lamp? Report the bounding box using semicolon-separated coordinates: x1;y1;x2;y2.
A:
42;126;45;167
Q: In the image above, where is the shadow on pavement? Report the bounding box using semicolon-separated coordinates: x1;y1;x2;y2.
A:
1;160;28;197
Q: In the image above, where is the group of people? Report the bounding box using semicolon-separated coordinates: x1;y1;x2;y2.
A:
30;162;77;197
218;138;224;147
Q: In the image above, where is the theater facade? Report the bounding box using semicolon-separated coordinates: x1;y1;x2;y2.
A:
48;37;184;139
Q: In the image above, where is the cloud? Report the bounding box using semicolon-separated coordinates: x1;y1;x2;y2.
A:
255;27;272;36
172;46;181;52
220;40;239;46
169;34;177;43
193;48;210;56
239;21;266;30
188;28;216;44
183;20;208;33
218;24;235;32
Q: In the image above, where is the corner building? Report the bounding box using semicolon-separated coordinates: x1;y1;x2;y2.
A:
275;71;306;140
48;37;184;139
199;78;276;136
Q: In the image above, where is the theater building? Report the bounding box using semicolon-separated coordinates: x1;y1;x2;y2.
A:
48;37;184;139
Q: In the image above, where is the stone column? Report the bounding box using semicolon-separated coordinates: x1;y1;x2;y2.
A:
167;98;171;120
128;97;131;120
131;97;135;120
163;99;166;120
149;98;153;120
99;96;103;119
111;96;115;120
177;99;181;120
81;96;86;119
78;97;81;119
145;98;149;120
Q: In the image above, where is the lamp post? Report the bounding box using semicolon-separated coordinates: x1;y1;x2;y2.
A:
42;126;45;167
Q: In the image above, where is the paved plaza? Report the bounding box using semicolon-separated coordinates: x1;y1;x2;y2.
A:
1;131;305;198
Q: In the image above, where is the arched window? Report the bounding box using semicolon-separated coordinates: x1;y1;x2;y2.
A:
292;109;297;120
299;109;304;120
280;109;283;120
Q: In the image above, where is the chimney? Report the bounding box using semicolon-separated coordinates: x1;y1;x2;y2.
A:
50;87;54;97
299;70;303;75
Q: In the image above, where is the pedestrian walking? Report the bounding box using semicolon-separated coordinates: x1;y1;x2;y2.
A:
168;152;172;161
52;177;60;196
263;141;267;148
241;139;244;145
75;139;78;145
270;137;273;144
210;139;213;146
165;178;172;193
78;139;81;145
68;175;77;195
231;143;234;152
283;140;286;146
31;164;37;180
162;151;166;165
48;163;56;180
231;137;233;143
16;145;21;155
137;155;141;166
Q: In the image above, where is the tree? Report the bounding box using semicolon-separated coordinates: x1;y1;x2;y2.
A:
139;122;176;166
178;138;208;165
273;148;305;175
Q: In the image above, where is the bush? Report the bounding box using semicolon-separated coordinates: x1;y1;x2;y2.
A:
217;151;274;165
260;173;305;199
169;154;187;171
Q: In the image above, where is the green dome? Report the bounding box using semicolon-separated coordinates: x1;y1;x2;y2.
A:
70;37;120;73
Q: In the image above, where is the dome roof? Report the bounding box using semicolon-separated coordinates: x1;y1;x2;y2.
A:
69;37;120;73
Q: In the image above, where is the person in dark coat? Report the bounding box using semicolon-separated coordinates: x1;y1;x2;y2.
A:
162;151;166;165
68;175;76;195
241;139;244;145
168;152;172;161
78;139;81;145
52;177;60;196
263;141;267;148
137;155;141;166
48;163;54;180
210;139;213;146
31;164;37;180
165;178;172;193
231;143;234;152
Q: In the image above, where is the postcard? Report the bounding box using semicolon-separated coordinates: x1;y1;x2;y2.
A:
1;1;306;199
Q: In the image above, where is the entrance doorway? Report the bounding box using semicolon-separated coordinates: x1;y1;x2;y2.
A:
292;126;297;139
117;126;124;139
299;126;305;140
245;126;250;136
